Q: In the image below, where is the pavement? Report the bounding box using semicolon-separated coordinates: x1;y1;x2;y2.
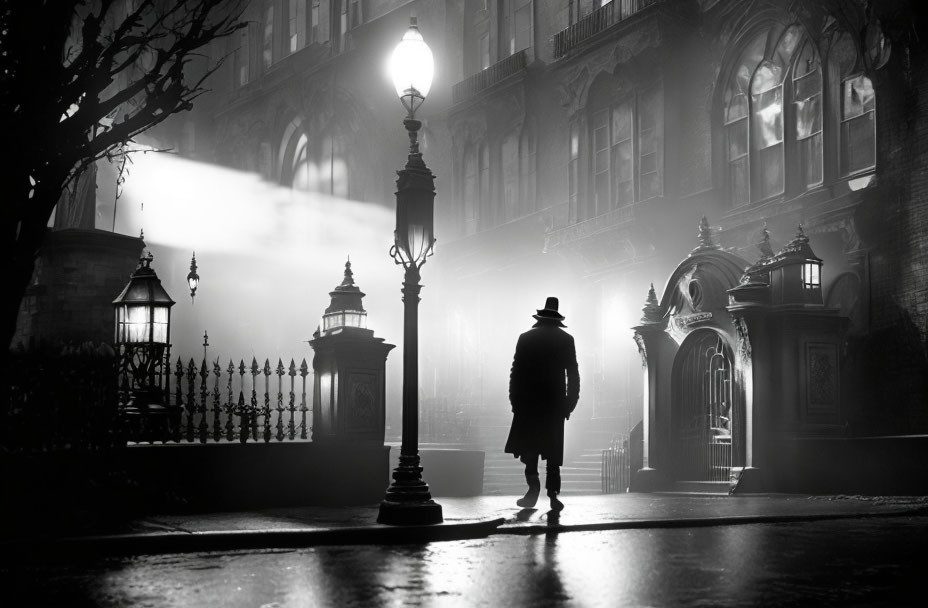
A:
3;492;928;563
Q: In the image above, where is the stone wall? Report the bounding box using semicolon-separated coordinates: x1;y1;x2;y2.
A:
13;229;143;349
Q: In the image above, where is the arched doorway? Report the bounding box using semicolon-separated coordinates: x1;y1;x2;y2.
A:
672;329;736;482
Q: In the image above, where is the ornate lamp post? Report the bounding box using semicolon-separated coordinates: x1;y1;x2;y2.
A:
112;252;176;438
378;16;442;526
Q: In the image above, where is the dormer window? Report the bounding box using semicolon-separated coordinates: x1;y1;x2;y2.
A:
802;262;820;290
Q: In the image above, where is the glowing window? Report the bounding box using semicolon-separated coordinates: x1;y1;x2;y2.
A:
802;263;820;290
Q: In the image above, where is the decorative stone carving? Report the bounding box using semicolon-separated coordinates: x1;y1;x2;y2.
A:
633;332;648;368
690;215;720;254
640;283;662;325
807;344;839;413
732;316;752;362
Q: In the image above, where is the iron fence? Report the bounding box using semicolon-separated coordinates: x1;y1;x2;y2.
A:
677;427;732;482
122;356;312;445
601;435;631;493
601;421;643;493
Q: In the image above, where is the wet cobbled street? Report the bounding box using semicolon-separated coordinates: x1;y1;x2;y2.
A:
3;515;925;607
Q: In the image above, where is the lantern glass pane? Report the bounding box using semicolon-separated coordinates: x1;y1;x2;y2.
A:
152;306;169;343
126;305;150;343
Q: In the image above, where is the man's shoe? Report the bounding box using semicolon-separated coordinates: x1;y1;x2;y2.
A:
517;474;541;508
548;492;564;512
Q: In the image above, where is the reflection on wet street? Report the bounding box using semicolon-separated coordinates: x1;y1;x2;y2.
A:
4;516;924;607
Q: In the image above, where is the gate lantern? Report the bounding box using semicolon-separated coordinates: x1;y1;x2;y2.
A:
309;259;394;443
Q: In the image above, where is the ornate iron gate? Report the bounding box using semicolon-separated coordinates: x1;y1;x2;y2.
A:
674;331;733;481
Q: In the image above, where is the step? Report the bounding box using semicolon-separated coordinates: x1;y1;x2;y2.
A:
671;480;731;494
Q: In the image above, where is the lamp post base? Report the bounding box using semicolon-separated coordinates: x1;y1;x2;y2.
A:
378;454;443;525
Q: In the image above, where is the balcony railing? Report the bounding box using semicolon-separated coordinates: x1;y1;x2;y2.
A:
452;49;528;105
553;0;662;59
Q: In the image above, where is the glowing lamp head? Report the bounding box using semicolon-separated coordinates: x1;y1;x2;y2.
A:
186;252;199;301
390;16;434;117
112;253;175;346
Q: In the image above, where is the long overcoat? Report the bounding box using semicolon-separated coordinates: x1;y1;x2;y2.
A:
504;321;580;466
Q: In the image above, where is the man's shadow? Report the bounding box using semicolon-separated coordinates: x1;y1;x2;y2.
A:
514;507;562;527
515;507;537;522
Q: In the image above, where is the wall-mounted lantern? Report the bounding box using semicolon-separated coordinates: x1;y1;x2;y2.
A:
112;252;175;408
309;259;394;444
186;251;199;303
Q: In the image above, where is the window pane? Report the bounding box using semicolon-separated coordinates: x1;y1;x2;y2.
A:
751;63;783;95
614;140;633;180
503;134;519;220
595;172;609;215
263;5;274;68
755;143;784;199
843;76;875;119
638;88;662;199
515;3;532;52
730;156;748;206
640;171;660;201
480;34;490;70
752;86;783;149
612;104;631;144
639;152;657;175
725;91;748;122
727;119;748;160
800;131;823;187
842;113;876;174
615;179;633;207
639;126;656;156
464;148;477;221
795;95;821;139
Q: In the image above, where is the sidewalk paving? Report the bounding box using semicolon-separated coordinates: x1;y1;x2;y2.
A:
4;493;928;562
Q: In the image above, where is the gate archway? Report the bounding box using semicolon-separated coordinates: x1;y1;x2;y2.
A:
672;329;737;482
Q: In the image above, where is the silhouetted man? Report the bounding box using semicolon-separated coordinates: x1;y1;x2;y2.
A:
505;296;580;512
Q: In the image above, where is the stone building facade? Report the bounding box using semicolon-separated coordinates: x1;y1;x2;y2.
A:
430;0;928;461
163;0;927;466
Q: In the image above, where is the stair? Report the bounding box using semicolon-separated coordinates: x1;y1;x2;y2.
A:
422;406;621;496
667;480;731;495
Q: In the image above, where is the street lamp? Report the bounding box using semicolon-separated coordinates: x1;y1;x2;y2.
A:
378;16;443;526
186;251;199;303
112;252;175;412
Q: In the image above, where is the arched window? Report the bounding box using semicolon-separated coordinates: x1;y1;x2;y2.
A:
793;39;823;189
724;26;829;206
831;33;876;179
280;126;348;196
724;25;874;206
723;33;765;206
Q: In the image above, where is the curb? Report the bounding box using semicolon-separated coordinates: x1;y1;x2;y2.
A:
0;517;507;563
4;506;927;562
495;506;928;536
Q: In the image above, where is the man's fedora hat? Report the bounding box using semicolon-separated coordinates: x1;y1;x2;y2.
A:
533;296;566;324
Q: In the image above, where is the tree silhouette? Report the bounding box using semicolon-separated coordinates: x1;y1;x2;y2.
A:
0;0;245;352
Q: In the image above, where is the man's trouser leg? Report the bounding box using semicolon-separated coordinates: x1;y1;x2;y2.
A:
517;453;541;507
545;462;561;495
